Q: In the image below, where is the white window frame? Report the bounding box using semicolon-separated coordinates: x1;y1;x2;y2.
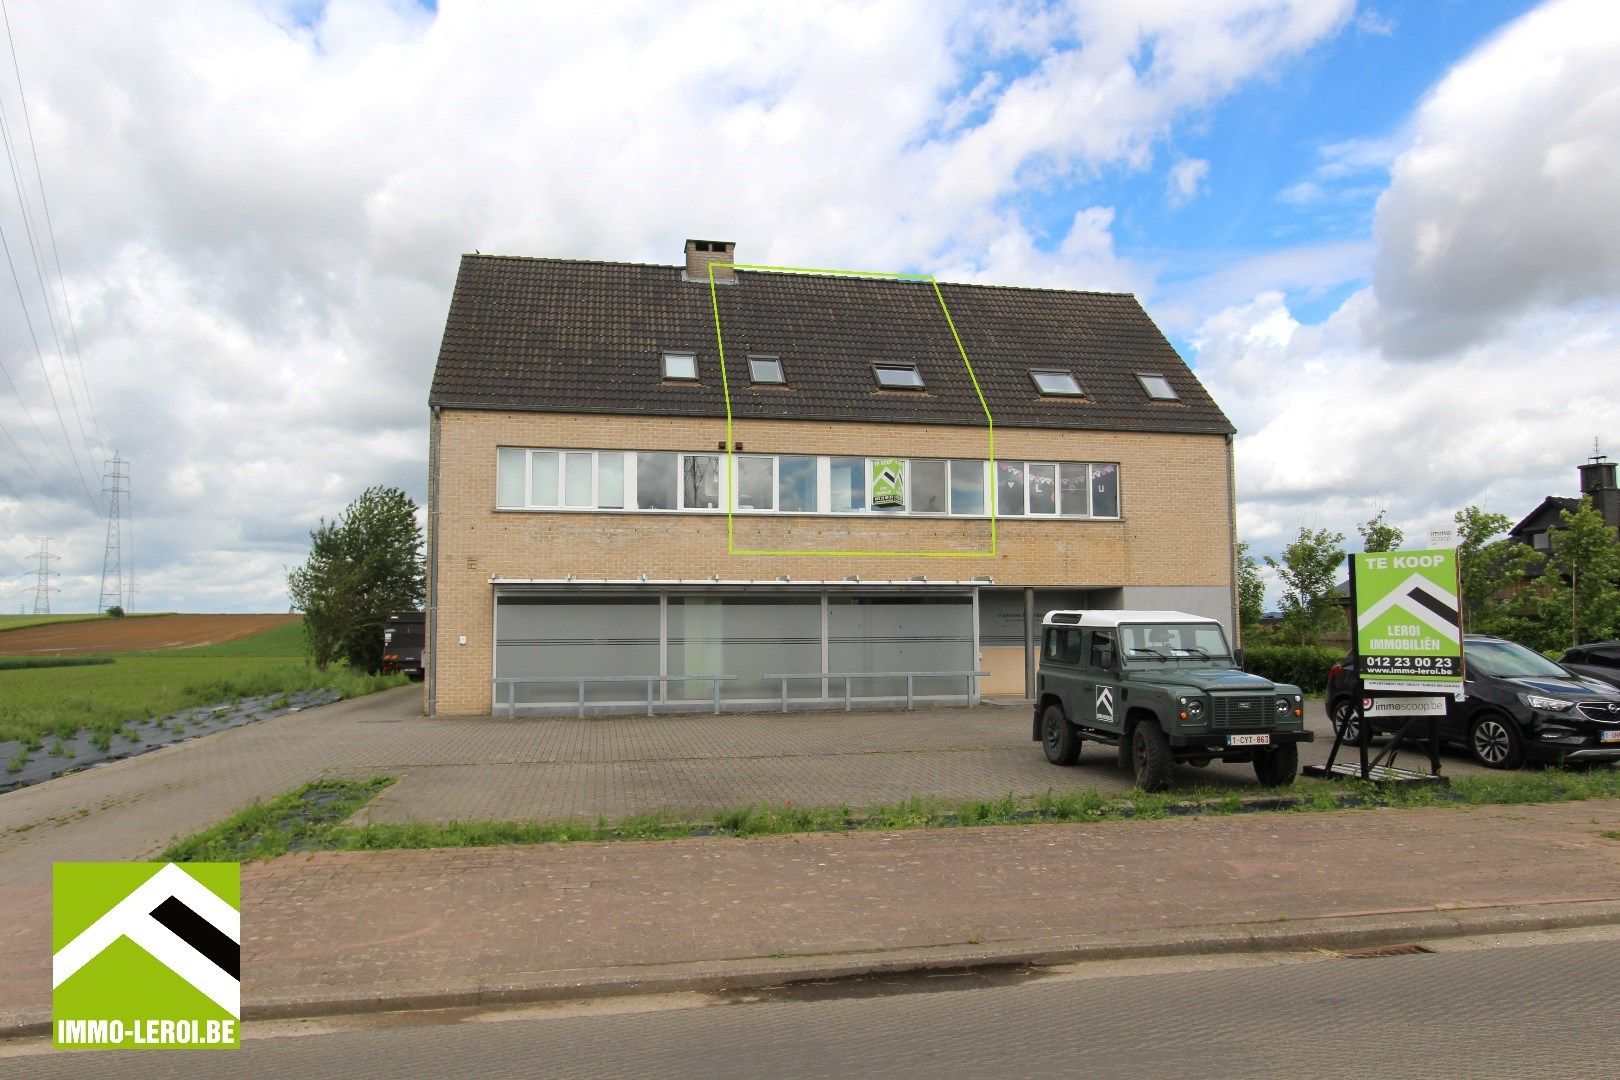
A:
633;450;681;512
777;454;818;514
678;453;724;511
1026;461;1060;516
731;455;777;513
597;451;627;510
1058;461;1090;518
562;451;595;509
949;459;989;517
492;447;1118;520
909;458;950;515
1089;462;1122;519
528;450;561;508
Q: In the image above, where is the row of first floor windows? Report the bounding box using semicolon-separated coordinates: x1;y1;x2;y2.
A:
495;448;1121;519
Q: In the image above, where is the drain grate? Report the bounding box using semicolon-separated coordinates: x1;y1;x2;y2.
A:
1338;943;1435;959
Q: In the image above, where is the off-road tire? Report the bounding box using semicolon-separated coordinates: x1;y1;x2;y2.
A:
1469;714;1525;770
1252;742;1299;787
1130;720;1174;792
1040;704;1082;765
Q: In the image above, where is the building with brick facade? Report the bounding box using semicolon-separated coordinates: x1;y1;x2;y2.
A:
425;240;1239;716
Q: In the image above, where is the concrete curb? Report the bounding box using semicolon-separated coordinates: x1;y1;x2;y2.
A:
7;897;1618;1039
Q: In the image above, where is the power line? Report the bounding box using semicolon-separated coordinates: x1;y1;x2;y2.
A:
0;221;98;512
0;0;103;469
0;461;64;531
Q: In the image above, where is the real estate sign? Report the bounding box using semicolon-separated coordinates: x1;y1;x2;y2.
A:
1350;548;1464;694
871;458;905;508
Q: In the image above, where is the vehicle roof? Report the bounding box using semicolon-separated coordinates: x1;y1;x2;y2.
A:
1040;609;1221;629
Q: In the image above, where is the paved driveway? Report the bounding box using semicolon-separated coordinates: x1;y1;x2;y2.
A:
0;688;1498;888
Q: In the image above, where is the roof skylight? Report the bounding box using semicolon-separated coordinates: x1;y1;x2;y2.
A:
1030;369;1083;396
663;351;698;380
749;355;785;384
873;363;924;389
1136;372;1179;400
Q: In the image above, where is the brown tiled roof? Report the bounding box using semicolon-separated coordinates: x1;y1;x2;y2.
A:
429;255;1234;435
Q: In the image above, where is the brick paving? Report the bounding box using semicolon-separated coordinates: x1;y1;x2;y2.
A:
0;687;1499;885
5;800;1619;1030
0;686;1528;1030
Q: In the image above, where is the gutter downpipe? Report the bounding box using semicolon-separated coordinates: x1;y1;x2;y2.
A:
1226;432;1240;648
426;404;441;715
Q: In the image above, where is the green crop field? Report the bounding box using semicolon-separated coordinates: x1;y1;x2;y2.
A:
0;613;110;633
0;619;408;745
144;618;310;658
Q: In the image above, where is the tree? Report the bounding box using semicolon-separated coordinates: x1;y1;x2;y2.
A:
1264;527;1347;646
1453;505;1538;635
287;486;425;671
1541;498;1620;649
104;605;125;618
1236;541;1265;642
1356;508;1403;553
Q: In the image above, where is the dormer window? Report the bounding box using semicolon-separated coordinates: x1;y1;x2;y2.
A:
1030;369;1082;396
663;351;698;380
748;355;785;384
873;363;924;389
1136;372;1178;400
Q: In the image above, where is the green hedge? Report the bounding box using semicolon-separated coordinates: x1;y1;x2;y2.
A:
0;655;116;671
1242;644;1343;693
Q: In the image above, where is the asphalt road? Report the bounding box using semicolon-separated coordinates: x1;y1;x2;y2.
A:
7;931;1617;1079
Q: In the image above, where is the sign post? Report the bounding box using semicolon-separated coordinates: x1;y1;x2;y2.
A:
1304;547;1462;785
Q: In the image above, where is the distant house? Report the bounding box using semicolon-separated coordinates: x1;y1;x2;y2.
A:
424;238;1241;716
1509;453;1620;562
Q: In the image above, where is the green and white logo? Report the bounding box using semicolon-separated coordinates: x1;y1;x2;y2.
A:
871;457;905;507
53;862;240;1050
1351;548;1463;693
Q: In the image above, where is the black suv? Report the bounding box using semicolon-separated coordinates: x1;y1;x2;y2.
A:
1558;642;1620;691
1325;635;1620;768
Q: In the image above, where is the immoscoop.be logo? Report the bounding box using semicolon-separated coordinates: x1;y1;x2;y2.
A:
52;862;240;1050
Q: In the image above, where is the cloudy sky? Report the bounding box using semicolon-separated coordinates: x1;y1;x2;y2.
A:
0;0;1615;612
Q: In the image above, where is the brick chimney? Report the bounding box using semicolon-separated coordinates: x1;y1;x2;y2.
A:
1579;449;1620;530
684;239;735;283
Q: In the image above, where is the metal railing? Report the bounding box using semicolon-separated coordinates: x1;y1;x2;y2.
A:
490;675;737;718
763;671;989;712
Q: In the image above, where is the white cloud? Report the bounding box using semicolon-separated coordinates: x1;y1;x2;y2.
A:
1185;0;1620;608
1167;157;1210;206
0;0;1357;610
1199;287;1620;605
1370;0;1620;357
1355;9;1395;37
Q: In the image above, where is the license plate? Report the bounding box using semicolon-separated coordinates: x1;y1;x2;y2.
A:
1228;733;1271;747
1602;730;1620;744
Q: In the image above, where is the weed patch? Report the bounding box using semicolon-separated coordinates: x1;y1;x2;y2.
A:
163;778;396;862
162;767;1620;862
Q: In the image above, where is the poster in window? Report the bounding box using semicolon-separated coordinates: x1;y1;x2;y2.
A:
871;458;905;508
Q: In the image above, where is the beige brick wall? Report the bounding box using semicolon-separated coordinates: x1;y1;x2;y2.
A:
428;409;1233;713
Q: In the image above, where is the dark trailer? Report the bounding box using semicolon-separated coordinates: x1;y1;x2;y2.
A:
382;611;426;680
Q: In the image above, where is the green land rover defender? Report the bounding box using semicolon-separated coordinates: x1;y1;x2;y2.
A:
1032;609;1311;791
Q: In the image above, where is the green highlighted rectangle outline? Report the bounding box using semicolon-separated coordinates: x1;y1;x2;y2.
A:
708;261;997;558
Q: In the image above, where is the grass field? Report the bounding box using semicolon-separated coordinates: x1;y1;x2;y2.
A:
0;618;408;744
